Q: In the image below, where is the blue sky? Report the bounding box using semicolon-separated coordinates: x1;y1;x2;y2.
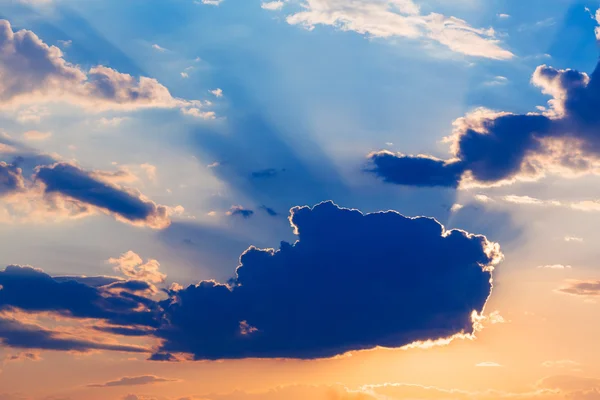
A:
3;1;600;399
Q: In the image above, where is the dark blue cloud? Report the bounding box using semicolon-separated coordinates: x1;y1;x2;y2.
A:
367;152;464;187
368;58;600;187
34;162;170;228
148;352;177;362
0;162;24;196
259;205;278;217
157;201;500;360
228;205;254;219
251;168;281;179
0;265;159;328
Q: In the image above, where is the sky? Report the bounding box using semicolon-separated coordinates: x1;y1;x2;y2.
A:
2;0;600;399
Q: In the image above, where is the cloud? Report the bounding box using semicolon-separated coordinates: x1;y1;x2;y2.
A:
538;264;572;270
34;162;173;229
259;205;278;216
475;361;503;367
251;168;280;179
0;312;149;353
151;44;167;52
557;280;600;297
564;236;584;242
88;375;176;388
0;162;26;196
155;201;501;359
3;352;41;362
198;0;224;5
368;54;600;188
22;131;51;141
542;360;581;369
473;194;600;215
0;20;213;118
0;265;160;329
280;0;513;59
261;1;284;10
226;205;254;218
210;88;223;98
108;251;166;284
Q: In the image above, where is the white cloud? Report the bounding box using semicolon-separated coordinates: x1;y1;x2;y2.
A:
497;13;510;19
0;20;213;118
262;1;284;10
210;88;223;97
475;361;502;367
538;264;572;270
108;251;166;284
564;236;584;242
151;43;167;52
197;0;223;5
281;0;513;59
181;72;189;78
450;203;463;212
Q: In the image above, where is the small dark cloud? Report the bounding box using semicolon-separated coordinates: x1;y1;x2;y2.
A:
148;353;178;362
227;205;254;219
251;168;281;179
259;205;278;216
156;201;501;360
88;375;176;388
367;152;464;187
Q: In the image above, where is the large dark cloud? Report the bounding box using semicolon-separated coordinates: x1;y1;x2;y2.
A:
156;201;500;359
368;58;600;187
0;202;501;360
35;163;171;228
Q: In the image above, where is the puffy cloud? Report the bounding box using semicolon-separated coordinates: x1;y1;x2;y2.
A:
368;55;600;188
87;375;177;388
156;201;500;359
108;251;166;284
261;1;284;10
280;0;513;59
0;20;213;118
